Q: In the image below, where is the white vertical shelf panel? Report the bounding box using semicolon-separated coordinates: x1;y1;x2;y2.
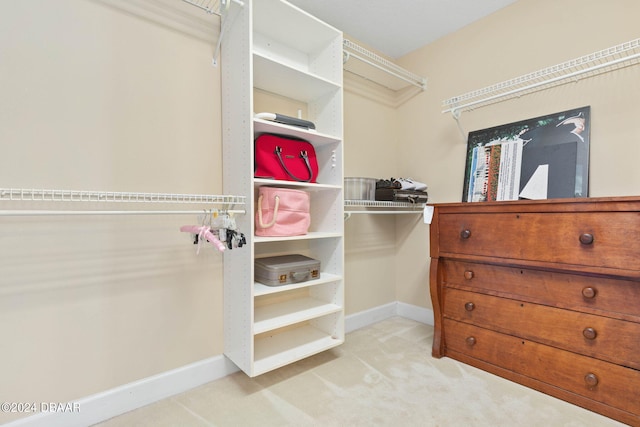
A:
221;0;255;375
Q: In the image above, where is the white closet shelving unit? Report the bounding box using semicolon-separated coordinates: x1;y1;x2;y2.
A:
442;37;640;114
221;0;344;377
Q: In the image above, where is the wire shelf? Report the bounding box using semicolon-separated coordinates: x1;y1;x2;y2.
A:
443;38;640;113
181;0;222;15
0;188;245;205
345;200;425;209
0;188;246;216
343;39;427;91
344;200;426;219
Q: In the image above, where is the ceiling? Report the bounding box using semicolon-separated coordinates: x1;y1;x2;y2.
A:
287;0;519;59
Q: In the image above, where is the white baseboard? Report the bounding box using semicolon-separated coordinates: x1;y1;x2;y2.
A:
345;301;434;333
396;301;434;325
7;303;432;427
4;355;239;427
344;302;398;333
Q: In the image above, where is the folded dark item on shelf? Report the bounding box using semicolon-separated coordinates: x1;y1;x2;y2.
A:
375;188;428;204
255;112;316;130
255;254;321;286
376;178;427;191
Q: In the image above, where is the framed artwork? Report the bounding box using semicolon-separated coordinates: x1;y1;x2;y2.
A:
462;106;590;202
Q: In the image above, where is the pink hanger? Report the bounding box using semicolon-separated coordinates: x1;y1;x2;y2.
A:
180;225;226;253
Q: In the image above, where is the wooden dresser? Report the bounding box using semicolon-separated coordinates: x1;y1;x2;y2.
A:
429;197;640;426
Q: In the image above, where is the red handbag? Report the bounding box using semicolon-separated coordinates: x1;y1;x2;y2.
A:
254;134;318;183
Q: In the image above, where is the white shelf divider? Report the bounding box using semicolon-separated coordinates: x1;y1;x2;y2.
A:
253;323;342;376
254;272;342;297
254;297;342;334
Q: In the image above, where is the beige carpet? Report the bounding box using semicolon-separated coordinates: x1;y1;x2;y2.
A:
94;317;626;426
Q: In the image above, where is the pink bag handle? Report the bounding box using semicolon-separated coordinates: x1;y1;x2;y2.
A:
257;194;279;229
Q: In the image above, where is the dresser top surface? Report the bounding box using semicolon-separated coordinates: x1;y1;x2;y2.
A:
430;195;640;213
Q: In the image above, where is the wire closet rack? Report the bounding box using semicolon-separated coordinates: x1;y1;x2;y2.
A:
344;199;426;220
181;0;223;15
0;188;246;216
442;37;640;114
343;39;427;91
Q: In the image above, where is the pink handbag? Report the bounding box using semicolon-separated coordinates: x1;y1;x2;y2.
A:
255;186;310;237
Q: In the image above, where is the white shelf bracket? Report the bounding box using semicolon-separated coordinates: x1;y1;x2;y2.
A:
450;108;467;141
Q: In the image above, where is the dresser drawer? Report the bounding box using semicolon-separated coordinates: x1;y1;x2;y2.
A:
444;288;640;370
437;211;640;270
443;318;640;417
442;260;640;322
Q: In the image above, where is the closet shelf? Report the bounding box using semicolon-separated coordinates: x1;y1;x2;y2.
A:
443;37;640;114
0;187;246;216
181;0;223;15
344;200;426;219
343;39;426;91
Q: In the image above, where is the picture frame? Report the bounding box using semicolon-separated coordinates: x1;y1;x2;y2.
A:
462;106;590;202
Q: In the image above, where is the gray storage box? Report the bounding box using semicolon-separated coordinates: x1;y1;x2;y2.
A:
255;254;320;286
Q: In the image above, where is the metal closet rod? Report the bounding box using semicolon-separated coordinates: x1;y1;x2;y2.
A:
442;37;640;113
0;188;246;216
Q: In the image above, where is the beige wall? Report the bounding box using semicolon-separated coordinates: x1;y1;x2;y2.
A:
2;0;640;422
0;0;223;423
343;75;400;314
392;0;640;308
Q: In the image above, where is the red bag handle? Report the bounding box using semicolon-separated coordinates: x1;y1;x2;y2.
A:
275;146;313;183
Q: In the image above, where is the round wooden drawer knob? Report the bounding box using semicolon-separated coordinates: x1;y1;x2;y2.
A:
582;287;597;299
464;302;475;311
583;327;597;340
584;373;599;387
466;336;476;346
460;229;472;239
579;233;594;245
464;270;474;280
